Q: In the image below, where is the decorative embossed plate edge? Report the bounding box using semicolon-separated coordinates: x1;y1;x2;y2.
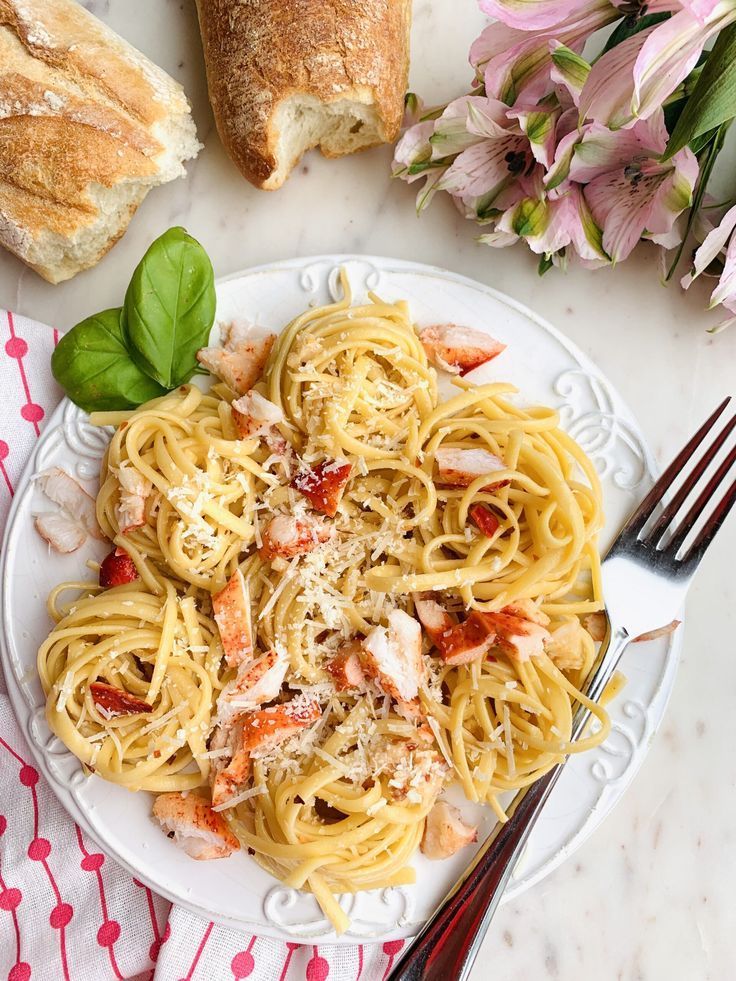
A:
0;256;680;941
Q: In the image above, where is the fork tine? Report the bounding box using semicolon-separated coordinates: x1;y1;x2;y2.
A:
647;412;736;543
665;441;736;554
680;478;736;567
622;397;731;538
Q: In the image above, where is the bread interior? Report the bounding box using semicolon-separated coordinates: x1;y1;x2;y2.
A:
267;93;383;189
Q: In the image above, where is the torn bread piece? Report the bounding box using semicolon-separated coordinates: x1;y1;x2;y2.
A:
195;0;412;190
0;0;200;283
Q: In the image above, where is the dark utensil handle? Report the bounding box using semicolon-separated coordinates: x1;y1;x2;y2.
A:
388;625;629;981
386;762;558;981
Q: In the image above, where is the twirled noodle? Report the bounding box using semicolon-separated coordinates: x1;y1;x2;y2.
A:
38;580;224;791
226;699;441;933
93;385;274;593
38;274;612;932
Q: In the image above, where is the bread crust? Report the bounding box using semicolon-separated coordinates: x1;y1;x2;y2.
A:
195;0;411;189
0;0;199;283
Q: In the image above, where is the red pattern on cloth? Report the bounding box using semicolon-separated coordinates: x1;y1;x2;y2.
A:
0;310;403;980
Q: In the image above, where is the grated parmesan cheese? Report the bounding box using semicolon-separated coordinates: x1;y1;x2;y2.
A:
212;784;268;812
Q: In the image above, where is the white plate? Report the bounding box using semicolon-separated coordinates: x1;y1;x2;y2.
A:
0;255;680;941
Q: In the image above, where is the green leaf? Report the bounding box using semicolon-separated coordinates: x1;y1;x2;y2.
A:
689;124;723;156
664;25;736;160
665;122;729;281
51;309;166;413
601;12;671;56
122;227;216;389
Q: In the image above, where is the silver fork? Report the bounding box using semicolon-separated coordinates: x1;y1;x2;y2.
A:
388;397;736;981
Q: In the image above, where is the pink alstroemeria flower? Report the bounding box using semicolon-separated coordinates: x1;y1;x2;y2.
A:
580;2;736;127
547;112;669;188
584;151;699;262
470;0;618;107
433;97;538;215
392;96;537;218
682;205;736;327
544;111;698;261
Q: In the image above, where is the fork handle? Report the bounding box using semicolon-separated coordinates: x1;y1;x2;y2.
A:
387;626;629;981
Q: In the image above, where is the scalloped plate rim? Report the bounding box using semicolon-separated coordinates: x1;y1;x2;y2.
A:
0;254;681;941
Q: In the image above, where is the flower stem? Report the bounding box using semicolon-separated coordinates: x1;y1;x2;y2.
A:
665;122;729;282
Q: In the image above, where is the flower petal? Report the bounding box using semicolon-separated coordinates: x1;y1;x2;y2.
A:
415;170;445;214
645;148;698;235
508;102;561;168
436;138;531;198
392;121;436;180
584;155;696;262
478;229;521;247
545;125;582;189
579;30;651;127
555;183;609;261
549;41;590;105
494;182;605;259
482;0;617;106
709;220;736;308
687;204;736;284
466;98;520;139
478;0;593;31
677;0;722;22
632;7;728;119
470;22;528;74
430;98;486;159
567;115;668;184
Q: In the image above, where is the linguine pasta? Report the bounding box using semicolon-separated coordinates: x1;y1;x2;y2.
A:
38;274;611;932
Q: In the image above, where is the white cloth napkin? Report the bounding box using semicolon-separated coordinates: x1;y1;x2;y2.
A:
0;309;402;980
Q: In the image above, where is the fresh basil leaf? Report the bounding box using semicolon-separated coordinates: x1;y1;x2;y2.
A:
601;11;671;56
51;309;166;413
664;25;736;159
122;226;216;389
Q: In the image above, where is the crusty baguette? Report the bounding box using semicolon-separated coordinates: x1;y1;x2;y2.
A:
0;0;201;284
195;0;411;190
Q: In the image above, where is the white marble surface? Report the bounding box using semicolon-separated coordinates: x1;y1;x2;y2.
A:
1;1;735;978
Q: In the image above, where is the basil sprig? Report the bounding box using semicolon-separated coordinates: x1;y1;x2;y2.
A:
51;309;167;413
52;227;216;413
122;226;216;389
